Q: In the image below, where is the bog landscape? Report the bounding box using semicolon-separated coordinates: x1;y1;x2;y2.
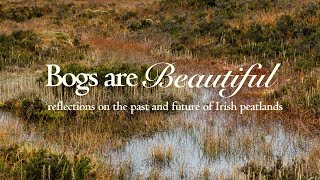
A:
0;0;319;179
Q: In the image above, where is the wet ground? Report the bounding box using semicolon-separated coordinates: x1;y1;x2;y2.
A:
0;90;315;179
105;90;314;179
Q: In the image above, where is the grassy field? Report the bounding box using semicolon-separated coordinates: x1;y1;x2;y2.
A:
0;0;319;179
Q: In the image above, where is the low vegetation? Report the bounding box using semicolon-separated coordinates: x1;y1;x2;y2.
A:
202;132;231;159
241;157;318;179
149;146;173;166
0;144;96;179
0;30;89;70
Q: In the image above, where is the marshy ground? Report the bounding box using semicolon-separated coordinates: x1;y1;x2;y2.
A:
0;0;319;179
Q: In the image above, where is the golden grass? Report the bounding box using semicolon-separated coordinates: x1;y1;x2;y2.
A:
240;132;253;155
150;145;173;166
148;169;162;180
202;167;211;180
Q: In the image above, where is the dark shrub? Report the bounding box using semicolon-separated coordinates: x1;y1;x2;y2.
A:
0;30;41;69
25;150;95;180
276;15;295;38
203;0;216;7
7;6;51;22
129;19;153;31
171;42;186;52
19;98;46;121
12;30;39;52
294;59;316;72
118;11;137;21
246;23;264;42
0;145;96;179
1;97;65;122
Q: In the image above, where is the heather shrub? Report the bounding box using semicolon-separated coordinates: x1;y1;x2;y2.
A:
0;145;96;179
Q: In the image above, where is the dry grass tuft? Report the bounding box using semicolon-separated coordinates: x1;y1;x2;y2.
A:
149;145;173;166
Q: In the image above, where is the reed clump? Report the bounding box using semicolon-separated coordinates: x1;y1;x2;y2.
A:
241;157;317;179
201;133;231;159
150;145;173;166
